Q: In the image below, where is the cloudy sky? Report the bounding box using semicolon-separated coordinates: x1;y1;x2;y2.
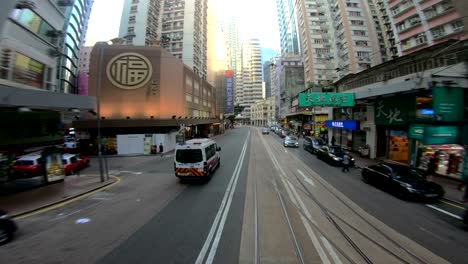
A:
85;0;280;57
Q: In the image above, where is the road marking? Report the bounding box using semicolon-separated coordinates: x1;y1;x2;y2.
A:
321;236;342;264
261;132;332;264
196;132;249;264
297;169;315;187
13;176;121;220
418;227;448;242
426;204;463;220
440;199;466;210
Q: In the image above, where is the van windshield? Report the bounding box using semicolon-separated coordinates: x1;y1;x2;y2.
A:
176;149;203;163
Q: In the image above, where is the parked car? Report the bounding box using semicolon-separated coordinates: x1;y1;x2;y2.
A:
12;154;43;178
280;130;289;138
262;128;269;135
361;162;445;201
63;141;78;153
62;154;79;175
76;155;90;170
283;136;299;148
303;136;326;154
0;210;17;245
316;146;355;166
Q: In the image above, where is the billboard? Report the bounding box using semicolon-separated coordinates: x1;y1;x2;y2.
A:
299;93;355;107
225;70;234;114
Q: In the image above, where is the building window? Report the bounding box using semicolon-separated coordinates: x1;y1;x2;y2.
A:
127;26;134;34
350;20;364;26
349;11;361;17
450;20;464;33
415;34;427;45
130;5;137;13
132;0;139;3
353;30;366;36
10;8;58;45
12;52;45;89
431;26;446;39
186;94;192;102
129;16;136;23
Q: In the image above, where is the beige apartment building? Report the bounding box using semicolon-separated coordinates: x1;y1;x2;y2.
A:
251;97;276;127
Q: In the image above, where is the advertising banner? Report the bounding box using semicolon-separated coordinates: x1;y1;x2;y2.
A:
325;120;359;130
42;147;65;183
422;126;459;145
299;93;355;107
225;70;234;114
432;86;464;122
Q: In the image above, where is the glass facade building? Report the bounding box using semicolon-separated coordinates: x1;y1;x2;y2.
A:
58;0;94;94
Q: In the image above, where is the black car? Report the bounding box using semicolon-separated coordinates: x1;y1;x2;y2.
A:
0;210;17;245
316;146;355;166
303;136;326;154
361;162;445;201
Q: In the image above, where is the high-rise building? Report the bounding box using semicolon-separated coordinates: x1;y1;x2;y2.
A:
58;0;94;93
118;0;162;46
276;0;300;55
328;0;383;79
119;0;208;79
78;46;93;75
375;0;467;56
263;62;272;98
0;0;95;150
239;39;263;122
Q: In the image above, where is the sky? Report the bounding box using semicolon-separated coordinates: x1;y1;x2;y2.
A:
85;0;280;58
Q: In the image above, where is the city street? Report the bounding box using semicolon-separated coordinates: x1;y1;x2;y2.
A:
0;127;466;263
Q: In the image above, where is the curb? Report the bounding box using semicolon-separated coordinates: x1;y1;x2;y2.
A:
12;176;118;219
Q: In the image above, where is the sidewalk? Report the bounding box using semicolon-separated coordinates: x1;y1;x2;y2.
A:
352;155;466;204
0;174;116;217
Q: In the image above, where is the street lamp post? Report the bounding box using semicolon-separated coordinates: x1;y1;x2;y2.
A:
96;41;108;182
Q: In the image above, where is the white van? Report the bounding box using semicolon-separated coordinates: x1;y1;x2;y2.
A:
174;139;221;179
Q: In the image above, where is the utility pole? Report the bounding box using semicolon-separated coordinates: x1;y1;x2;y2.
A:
96;42;108;182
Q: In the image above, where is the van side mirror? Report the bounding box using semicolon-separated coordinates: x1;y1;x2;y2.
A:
217;147;221;151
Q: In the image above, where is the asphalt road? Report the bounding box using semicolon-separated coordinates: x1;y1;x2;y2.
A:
269;133;468;264
99;127;250;264
1;126;466;264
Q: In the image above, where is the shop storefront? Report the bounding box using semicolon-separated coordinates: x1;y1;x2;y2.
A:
409;124;464;179
325;120;359;149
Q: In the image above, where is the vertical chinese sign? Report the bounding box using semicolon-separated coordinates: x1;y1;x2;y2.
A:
225;70;234;114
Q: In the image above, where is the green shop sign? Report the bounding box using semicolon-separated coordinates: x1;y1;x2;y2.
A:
432;86;464;122
422;126;459;145
408;124;425;140
375;96;415;125
299;93;355;107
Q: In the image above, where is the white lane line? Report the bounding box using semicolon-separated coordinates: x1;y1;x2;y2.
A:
205;131;250;264
426;204;463;220
297;169;315;187
321;236;343;264
196;132;249;264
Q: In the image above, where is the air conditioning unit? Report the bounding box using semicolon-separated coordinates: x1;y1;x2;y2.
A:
57;0;74;6
46;30;64;38
16;0;36;9
48;48;62;57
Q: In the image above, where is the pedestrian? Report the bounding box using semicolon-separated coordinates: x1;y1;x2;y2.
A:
331;136;336;146
342;152;351;172
159;142;164;157
425;154;438;181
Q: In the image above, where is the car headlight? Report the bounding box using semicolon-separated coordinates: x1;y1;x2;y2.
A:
0;214;10;219
295;142;299;145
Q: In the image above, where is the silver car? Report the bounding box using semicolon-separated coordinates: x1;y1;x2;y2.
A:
283;136;299;148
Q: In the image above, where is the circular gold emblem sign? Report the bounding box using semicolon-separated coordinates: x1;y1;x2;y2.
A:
106;52;152;90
